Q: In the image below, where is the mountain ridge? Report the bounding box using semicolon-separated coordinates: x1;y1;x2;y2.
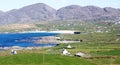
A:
0;3;120;24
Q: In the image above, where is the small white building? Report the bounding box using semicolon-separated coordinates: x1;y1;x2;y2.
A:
62;49;70;55
14;51;17;54
67;45;72;49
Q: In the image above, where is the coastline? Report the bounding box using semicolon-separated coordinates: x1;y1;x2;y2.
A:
0;30;78;50
0;30;75;34
0;45;57;50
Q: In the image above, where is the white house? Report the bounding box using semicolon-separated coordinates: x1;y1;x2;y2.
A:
62;49;70;55
67;44;72;49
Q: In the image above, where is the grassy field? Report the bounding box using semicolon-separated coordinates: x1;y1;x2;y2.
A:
0;53;96;65
50;42;120;65
0;41;119;65
49;32;120;65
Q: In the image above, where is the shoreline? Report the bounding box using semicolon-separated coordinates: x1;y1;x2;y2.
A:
0;45;57;50
0;30;76;34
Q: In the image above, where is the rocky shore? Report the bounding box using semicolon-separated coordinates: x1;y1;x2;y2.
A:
35;36;60;44
0;45;56;50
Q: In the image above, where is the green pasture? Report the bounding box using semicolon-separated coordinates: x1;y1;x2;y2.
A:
0;53;96;65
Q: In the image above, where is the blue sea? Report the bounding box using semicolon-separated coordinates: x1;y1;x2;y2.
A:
0;32;59;47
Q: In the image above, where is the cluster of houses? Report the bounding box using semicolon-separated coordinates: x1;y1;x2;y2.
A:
11;50;17;55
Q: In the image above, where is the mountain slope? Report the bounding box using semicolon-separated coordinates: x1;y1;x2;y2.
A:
0;3;120;24
56;5;120;21
0;3;56;24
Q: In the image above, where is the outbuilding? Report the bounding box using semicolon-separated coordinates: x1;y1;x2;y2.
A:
75;52;85;57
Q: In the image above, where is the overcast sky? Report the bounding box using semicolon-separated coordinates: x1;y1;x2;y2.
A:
0;0;120;11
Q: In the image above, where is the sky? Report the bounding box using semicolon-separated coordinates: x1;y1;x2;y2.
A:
0;0;120;11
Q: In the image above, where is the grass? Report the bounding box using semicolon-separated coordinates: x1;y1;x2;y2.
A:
88;58;120;65
49;41;120;65
0;53;96;65
93;50;120;56
51;42;120;54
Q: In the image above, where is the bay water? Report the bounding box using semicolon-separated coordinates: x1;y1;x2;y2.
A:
0;32;59;47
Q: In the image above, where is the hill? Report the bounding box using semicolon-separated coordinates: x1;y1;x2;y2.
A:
57;5;120;21
0;3;120;24
0;3;56;24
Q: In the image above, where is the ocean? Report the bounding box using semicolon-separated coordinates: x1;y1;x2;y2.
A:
0;32;59;47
